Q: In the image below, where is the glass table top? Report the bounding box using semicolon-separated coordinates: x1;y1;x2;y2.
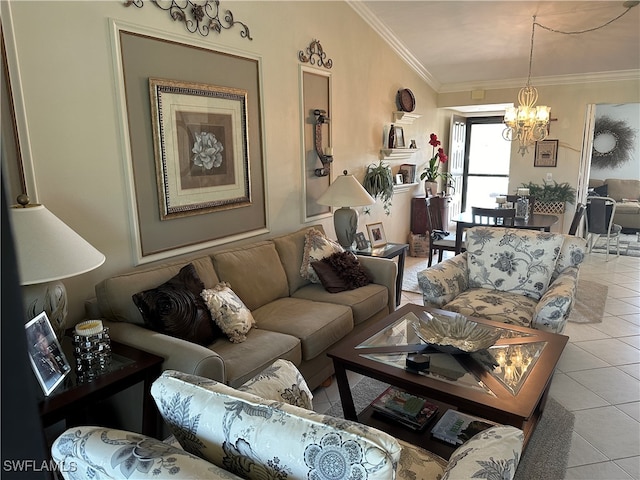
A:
356;312;546;396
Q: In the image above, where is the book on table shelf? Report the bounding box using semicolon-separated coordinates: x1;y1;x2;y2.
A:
430;409;497;446
370;386;438;431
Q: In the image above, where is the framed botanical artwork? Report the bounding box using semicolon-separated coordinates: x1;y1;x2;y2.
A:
534;139;559;167
355;231;369;250
149;78;251;220
25;312;71;396
366;222;387;248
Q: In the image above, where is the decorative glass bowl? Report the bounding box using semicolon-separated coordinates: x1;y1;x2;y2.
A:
412;313;501;354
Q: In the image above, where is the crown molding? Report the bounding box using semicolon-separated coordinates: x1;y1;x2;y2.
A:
346;0;440;91
348;1;639;95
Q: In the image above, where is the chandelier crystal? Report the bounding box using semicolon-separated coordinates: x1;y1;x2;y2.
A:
503;16;550;156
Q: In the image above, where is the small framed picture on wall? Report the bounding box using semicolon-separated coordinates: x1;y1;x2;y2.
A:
534;139;559;167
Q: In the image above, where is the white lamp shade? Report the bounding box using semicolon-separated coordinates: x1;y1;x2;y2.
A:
10;204;106;285
317;173;375;207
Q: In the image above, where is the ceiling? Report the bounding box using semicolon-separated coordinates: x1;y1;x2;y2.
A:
350;1;640;93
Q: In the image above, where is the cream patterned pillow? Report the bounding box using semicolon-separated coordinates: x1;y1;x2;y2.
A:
300;228;343;283
201;282;255;343
465;227;563;300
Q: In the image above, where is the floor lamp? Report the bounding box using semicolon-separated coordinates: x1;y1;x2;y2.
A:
317;170;375;249
10;200;106;339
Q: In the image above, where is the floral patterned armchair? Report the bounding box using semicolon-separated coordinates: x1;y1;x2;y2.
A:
52;359;524;480
418;227;587;334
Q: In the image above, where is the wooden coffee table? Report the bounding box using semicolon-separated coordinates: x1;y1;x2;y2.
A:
327;303;568;455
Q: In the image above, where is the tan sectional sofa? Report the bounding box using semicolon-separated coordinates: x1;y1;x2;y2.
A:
86;226;396;390
589;178;640;230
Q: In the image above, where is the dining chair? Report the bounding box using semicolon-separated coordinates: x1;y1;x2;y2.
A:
585;196;621;261
425;196;458;266
506;195;536;219
471;207;516;227
568;203;586;235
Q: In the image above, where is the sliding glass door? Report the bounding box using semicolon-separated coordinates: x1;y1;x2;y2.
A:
463;117;511;210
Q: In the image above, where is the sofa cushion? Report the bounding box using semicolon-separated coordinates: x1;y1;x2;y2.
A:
201;283;255;343
300;228;343;283
132;263;220;345
209;328;301;388
272;225;325;295
293;283;388;326
616;201;640;214
212;242;289;311
604;178;640;202
238;359;313;410
151;370;402;480
396;439;447;480
253;297;353;361
96;256;219;325
312;251;372;293
444;288;537;328
466;227;563;300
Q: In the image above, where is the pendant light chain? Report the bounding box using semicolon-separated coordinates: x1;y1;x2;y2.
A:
535;4;636;36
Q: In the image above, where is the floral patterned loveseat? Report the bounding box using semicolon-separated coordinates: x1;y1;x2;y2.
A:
418;227;587;334
52;360;524;480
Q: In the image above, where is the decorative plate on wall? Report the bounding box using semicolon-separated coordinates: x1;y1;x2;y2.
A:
397;88;416;112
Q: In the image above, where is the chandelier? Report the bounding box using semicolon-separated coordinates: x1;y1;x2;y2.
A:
503;16;550;156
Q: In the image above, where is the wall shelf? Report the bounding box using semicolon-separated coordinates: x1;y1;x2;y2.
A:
393;182;419;192
381;148;420;160
393;111;421;125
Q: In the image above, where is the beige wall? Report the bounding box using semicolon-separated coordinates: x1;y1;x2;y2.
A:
438;80;640;231
5;2;639;324
3;1;439;324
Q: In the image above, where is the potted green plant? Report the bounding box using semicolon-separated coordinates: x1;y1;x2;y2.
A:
363;160;394;215
519;180;577;214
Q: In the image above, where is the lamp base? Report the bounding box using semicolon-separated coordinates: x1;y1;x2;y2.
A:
23;281;68;340
334;207;358;249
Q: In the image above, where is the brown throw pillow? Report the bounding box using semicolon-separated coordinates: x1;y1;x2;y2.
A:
132;263;219;345
312;251;371;293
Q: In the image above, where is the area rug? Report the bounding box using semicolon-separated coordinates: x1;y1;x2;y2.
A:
590;232;640;257
325;376;574;480
568;279;608;324
402;256;430;294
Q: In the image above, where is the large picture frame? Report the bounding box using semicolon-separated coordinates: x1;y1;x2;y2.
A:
25;312;71;396
150;78;251;220
534;139;559;167
366;222;387;248
112;23;268;264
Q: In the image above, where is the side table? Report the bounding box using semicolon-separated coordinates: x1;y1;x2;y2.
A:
39;338;163;438
355;243;408;306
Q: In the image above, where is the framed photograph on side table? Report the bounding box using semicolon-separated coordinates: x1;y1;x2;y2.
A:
366;222;387;248
25;312;71;396
534;139;559;167
355;232;369;250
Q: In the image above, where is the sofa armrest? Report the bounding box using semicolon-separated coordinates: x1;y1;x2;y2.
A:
532;266;579;334
357;255;397;312
442;426;524;480
417;253;469;307
103;320;226;383
52;427;241;480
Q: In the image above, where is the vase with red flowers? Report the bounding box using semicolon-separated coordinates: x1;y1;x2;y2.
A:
419;133;452;196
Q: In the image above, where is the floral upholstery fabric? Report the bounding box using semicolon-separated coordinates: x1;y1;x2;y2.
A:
444;288;537;328
151;370;402;480
237;359;314;410
418;253;469;307
533;266;579;333
396;439;447;480
51;426;241;480
466;227;564;301
300;228;344;284
201;282;256;343
442;426;524;480
419;228;587;334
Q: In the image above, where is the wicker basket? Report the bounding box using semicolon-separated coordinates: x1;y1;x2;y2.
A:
533;202;565;214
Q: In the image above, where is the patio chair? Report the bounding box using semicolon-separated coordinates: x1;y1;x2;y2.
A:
585;196;621;261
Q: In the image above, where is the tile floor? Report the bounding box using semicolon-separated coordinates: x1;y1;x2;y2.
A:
312;250;640;480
